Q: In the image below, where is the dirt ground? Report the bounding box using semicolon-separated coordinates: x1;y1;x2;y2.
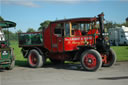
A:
0;62;128;85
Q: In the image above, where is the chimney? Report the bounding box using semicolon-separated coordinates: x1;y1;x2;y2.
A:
126;17;128;23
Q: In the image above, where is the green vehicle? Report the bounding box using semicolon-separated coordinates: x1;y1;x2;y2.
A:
0;21;16;70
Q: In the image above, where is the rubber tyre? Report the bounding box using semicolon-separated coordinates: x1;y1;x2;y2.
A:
28;49;44;68
81;49;102;71
102;48;117;67
6;60;15;70
9;60;15;70
6;49;15;70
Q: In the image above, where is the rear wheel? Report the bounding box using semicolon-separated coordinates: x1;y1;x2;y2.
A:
102;48;116;67
28;49;44;68
81;49;102;71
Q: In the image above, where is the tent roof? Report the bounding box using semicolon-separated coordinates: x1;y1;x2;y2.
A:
0;21;16;28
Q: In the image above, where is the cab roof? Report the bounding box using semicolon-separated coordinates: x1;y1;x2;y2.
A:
51;17;98;23
0;21;16;28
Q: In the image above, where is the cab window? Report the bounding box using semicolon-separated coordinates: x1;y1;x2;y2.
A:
65;23;70;36
71;23;93;36
54;23;64;37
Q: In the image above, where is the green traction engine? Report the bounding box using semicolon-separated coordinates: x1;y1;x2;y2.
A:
0;21;16;70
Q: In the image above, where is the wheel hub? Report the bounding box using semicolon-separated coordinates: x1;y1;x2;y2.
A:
29;52;37;65
84;54;97;68
88;58;92;64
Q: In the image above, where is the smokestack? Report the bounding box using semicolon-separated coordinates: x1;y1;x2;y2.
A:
98;12;105;38
126;17;128;23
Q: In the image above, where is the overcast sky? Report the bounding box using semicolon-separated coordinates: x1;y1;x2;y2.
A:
0;0;128;32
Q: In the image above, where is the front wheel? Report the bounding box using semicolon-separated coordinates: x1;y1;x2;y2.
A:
81;49;102;71
6;49;15;70
6;60;15;70
28;49;44;68
102;48;117;67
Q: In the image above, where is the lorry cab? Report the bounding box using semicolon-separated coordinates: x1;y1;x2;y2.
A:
44;17;99;52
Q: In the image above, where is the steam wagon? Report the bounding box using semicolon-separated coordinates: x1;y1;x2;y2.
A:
18;13;116;71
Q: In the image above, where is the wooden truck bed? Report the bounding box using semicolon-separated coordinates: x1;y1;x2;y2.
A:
18;32;43;47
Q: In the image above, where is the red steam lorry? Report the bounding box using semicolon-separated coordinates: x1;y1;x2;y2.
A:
18;13;116;71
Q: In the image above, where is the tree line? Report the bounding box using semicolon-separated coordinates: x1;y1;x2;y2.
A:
0;16;51;41
0;16;128;41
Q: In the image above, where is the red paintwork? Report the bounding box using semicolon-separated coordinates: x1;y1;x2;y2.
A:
84;53;97;68
74;30;82;36
44;23;64;52
44;24;52;51
51;24;59;52
64;36;94;51
57;37;64;52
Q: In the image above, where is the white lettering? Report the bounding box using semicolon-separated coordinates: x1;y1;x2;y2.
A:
72;38;80;40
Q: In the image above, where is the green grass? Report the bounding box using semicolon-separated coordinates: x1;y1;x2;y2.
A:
111;46;128;61
10;41;28;67
10;41;128;66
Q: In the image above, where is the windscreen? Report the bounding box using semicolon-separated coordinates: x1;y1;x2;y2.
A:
0;30;5;41
71;21;98;36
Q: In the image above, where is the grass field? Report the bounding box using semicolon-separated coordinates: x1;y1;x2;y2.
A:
10;41;28;67
10;41;128;66
111;46;128;61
